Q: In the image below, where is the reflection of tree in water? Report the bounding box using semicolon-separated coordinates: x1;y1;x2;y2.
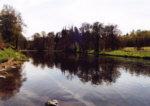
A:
55;53;120;85
118;59;150;77
24;51;55;68
26;52;120;85
26;51;150;85
0;67;26;100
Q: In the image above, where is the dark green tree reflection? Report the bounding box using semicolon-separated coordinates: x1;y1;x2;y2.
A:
25;51;150;86
0;67;26;100
25;52;122;85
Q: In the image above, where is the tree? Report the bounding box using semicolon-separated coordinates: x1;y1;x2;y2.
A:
80;23;93;52
92;22;104;52
31;33;42;50
0;33;5;49
72;27;80;52
47;32;55;50
120;30;150;50
104;25;121;50
0;5;26;49
18;35;27;50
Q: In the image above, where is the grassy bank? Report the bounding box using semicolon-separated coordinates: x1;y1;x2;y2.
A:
86;47;150;59
0;48;27;63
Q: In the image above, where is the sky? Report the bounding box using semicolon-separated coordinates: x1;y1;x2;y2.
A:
0;0;150;38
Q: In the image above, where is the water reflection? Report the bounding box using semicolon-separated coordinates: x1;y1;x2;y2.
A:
24;51;150;86
1;51;149;106
0;67;26;100
119;59;150;77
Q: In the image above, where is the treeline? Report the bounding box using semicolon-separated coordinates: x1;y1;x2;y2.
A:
29;24;150;52
120;30;150;49
28;32;55;50
1;5;150;52
29;23;121;52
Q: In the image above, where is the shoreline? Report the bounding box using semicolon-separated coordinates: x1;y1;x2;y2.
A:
0;58;22;79
77;48;150;59
0;48;27;79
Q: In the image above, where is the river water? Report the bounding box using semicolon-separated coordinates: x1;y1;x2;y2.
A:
0;52;150;106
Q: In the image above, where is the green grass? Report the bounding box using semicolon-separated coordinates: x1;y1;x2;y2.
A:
86;47;150;59
99;50;150;58
0;48;27;63
122;47;150;52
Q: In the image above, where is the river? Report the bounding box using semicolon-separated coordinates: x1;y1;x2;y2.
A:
0;52;150;106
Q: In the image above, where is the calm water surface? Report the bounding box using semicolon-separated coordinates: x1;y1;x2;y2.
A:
0;52;150;106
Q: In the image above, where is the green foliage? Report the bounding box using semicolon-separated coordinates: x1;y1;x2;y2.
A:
87;50;95;54
0;5;26;49
0;48;27;63
98;47;150;58
29;31;55;51
120;30;150;49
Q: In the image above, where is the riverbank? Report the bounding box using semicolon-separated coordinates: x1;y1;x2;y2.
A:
0;48;27;63
0;58;22;78
83;47;150;59
0;48;27;78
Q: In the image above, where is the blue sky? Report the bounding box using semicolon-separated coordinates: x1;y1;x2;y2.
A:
0;0;150;38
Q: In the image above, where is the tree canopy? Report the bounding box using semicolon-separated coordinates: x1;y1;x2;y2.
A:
0;5;26;49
